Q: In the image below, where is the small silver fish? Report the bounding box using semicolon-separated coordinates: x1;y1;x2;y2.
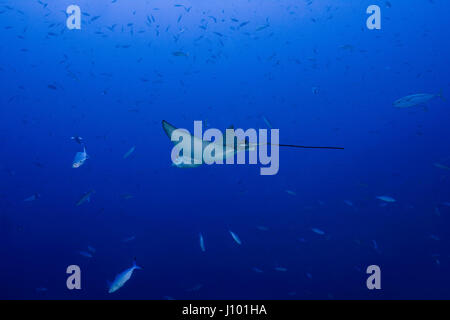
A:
122;236;136;243
123;146;136;159
393;92;444;108
311;228;325;235
312;86;320;95
24;193;40;202
76;190;95;206
72;146;89;168
275;267;287;272
229;230;242;245
121;193;134;200
376;195;396;203
108;259;142;293
172;51;189;57
255;24;269;31
434;163;450;170
79;251;93;258
285;190;297;196
199;233;205;252
186;284;202;292
372;240;381;254
262;116;273;129
344;200;354;207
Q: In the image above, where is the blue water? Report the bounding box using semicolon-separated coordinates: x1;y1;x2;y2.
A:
1;0;449;299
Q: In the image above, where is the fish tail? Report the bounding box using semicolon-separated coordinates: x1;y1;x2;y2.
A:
82;144;88;157
133;257;143;270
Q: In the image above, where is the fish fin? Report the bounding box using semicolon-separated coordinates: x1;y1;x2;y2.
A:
162;120;179;140
162;120;201;148
162;120;210;153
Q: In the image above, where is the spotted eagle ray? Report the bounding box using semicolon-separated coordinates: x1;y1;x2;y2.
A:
162;120;343;169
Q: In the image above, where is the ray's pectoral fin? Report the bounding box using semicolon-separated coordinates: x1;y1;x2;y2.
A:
162;120;178;141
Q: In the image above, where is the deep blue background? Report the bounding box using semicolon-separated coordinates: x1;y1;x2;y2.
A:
0;0;449;299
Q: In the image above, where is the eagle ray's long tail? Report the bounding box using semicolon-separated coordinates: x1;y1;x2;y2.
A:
274;143;344;150
249;142;344;150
